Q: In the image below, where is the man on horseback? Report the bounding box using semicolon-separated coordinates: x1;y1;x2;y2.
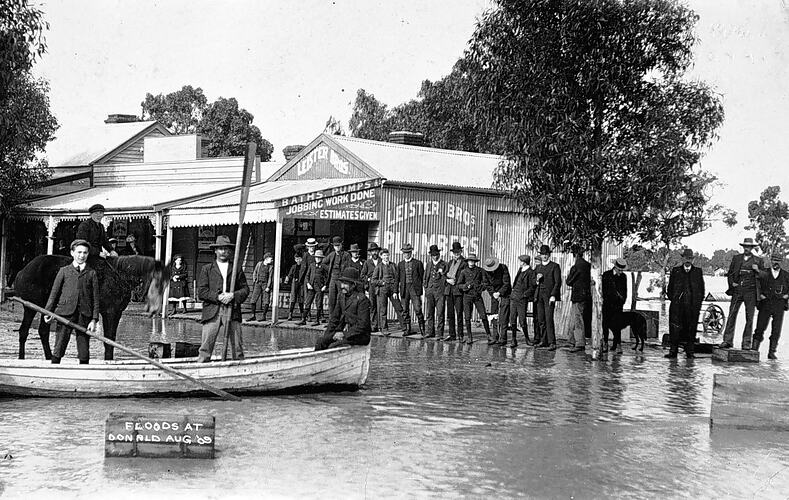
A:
75;204;117;262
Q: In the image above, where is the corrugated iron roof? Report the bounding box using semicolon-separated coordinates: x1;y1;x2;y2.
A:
328;134;503;189
48;121;168;167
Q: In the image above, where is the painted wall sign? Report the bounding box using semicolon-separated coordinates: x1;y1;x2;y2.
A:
105;413;215;459
278;181;382;221
290;142;369;179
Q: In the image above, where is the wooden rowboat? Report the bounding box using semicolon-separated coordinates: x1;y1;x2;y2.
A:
0;345;371;398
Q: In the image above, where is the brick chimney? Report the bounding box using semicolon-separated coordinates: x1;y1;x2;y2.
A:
388;131;425;147
283;145;305;161
104;114;139;124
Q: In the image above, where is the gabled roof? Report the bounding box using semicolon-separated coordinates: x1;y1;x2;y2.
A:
48;120;171;167
268;133;503;190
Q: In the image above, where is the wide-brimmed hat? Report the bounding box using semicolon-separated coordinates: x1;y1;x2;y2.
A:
771;253;783;263
518;254;531;263
338;267;361;283
466;253;480;262
331;236;343;245
368;242;380;251
305;237;318;247
614;258;627;269
429;244;440;256
349;243;361;252
70;239;91;250
314;249;325;258
209;235;234;248
482;257;500;272
88;203;105;214
450;242;463;253
680;248;694;259
538;244;551;255
401;243;414;253
740;237;758;247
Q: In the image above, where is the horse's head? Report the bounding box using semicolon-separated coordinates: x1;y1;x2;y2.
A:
143;260;169;316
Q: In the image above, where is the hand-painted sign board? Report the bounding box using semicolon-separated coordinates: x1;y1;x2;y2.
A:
105;413;215;459
279;180;381;221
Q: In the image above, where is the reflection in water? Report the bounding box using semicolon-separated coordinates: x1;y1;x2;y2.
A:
1;314;789;498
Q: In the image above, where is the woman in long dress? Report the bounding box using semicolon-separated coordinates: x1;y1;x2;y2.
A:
168;254;190;316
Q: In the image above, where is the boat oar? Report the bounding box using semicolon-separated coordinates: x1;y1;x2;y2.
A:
10;296;242;402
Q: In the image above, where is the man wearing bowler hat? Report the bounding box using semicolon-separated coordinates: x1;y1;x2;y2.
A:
75;203;116;261
457;253;492;344
509;254;536;348
719;237;765;350
601;257;628;353
299;238;318;321
666;248;704;358
483;256;512;346
315;267;372;351
398;243;426;336
325;236;351;313
423;244;447;339
362;242;382;330
443;241;467;341
197;235;249;362
753;253;789;359
347;243;364;274
534;245;562;350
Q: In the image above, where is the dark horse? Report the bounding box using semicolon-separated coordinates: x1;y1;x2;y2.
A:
10;255;168;360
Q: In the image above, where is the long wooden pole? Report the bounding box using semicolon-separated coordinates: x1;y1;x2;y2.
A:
222;142;257;361
10;296;242;402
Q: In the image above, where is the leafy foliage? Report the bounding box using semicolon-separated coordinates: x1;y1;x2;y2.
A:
466;0;724;254
323;115;345;136
348;89;391;141
0;0;48;97
140;86;273;161
745;186;789;257
0;74;59;215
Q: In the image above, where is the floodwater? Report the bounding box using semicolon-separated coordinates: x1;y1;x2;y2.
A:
1;313;789;499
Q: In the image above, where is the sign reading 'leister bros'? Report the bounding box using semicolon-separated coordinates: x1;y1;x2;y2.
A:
279;179;382;221
105;413;215;459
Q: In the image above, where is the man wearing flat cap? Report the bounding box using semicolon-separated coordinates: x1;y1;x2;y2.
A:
315;267;372;351
665;248;704;359
197;235;249;361
249;251;274;322
565;244;591;353
601;257;628;353
753;253;789;359
483;256;512;346
423;244;447;339
509;254;536;347
75;203;116;261
397;243;425;336
534;245;562;350
719;237;766;350
325;236;351;313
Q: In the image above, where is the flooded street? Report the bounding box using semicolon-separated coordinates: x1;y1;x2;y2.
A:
1;313;789;499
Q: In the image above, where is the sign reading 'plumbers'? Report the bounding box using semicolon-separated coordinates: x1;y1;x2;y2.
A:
279;180;381;220
384;200;480;255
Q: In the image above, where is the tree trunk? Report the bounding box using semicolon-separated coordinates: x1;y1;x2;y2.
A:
631;271;642;311
590;246;604;360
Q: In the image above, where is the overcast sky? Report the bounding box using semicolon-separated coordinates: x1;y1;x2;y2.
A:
33;0;789;254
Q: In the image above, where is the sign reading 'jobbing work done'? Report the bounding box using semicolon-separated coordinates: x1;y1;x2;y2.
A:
279;179;381;220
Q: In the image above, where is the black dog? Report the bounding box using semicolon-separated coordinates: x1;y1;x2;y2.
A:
610;311;648;352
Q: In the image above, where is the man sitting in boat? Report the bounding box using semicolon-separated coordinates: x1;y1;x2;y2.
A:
197;235;250;362
44;239;100;364
315;267;372;351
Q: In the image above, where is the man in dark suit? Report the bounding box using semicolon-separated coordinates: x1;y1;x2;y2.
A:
719;237;764;350
457;254;492;344
509;254;536;347
44;239;100;364
300;249;328;326
299;238;318;322
534;245;562;350
423;244;447;339
483;256;512;345
371;248;406;335
315;268;372;351
398;243;425;335
361;242;382;331
754;253;789;359
666;248;705;359
75;204;116;263
197;235;250;362
601;258;628;353
347;243;364;274
565;244;591;353
325;236;351;313
443;241;467;341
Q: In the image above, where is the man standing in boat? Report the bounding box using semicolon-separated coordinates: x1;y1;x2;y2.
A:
315;267;372;351
44;239;100;364
197;235;249;362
